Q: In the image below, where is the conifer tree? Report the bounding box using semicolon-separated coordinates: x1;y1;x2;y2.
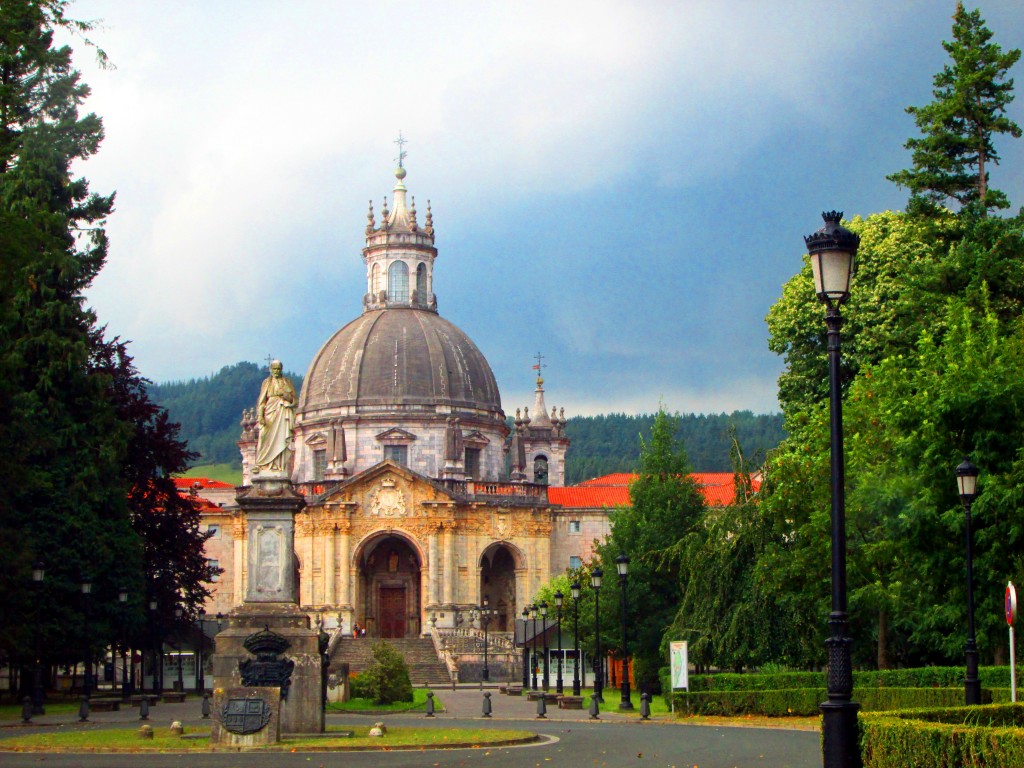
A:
888;3;1021;216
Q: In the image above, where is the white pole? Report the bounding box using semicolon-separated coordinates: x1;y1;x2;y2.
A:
1011;624;1017;703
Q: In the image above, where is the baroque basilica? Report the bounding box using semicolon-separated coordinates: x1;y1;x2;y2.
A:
199;157;602;640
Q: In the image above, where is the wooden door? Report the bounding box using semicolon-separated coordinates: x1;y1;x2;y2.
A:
379;586;406;638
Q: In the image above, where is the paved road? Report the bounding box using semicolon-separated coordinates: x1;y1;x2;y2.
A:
0;688;820;768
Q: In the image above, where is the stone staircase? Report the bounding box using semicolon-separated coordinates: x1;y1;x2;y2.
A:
330;636;452;687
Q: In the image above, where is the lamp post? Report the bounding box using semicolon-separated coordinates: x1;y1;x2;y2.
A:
616;554;633;710
540;601;550;691
150;599;162;697
591;568;604;703
174;606;184;692
81;575;93;699
31;561;45;715
480;597;492;682
554;590;564;694
805;210;860;768
571;582;581;696
521;607;530;688
196;609;207;694
529;604;538;690
957;458;982;706
118;586;129;699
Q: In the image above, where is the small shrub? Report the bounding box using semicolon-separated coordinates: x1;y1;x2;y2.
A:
349;671;373;700
364;641;413;705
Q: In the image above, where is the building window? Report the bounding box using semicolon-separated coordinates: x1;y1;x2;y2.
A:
465;447;481;479
569;520;581;534
388;261;409;302
416;262;428;301
569;556;582;570
313;449;327;481
207;559;220;582
206;524;220;538
371;262;383;295
384;444;408;466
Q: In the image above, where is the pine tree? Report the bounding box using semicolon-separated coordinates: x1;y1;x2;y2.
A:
888;3;1021;216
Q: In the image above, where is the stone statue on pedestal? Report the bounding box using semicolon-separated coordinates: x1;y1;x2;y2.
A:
254;360;296;474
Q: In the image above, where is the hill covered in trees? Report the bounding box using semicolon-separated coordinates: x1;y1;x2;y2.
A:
149;362;784;482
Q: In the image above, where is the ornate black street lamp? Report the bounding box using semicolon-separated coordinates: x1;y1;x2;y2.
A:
521;607;530;688
539;601;550;691
529;604;538;690
571;582;581;696
479;597;493;682
805;211;860;768
174;606;184;692
957;458;982;705
616;554;633;710
81;575;93;699
196;609;207;693
554;590;564;694
31;561;45;715
591;567;604;703
118;586;129;699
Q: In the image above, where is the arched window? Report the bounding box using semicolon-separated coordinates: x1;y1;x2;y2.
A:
388;261;409;303
371;263;382;295
416;262;428;302
533;455;549;485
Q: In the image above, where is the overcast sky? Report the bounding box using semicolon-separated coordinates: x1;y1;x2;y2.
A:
68;1;1024;417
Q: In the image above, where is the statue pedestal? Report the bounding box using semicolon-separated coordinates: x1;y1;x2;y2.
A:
211;604;323;735
210;475;324;735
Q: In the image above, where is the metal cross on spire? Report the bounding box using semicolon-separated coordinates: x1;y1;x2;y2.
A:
394;131;408;168
532;353;546;374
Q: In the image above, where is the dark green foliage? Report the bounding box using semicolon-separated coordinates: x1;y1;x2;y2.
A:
670;688;983;717
348;671;373;700
860;704;1024;768
676;666;1013;693
888;3;1021;216
564;411;785;483
363;641;413;705
149;362;304;466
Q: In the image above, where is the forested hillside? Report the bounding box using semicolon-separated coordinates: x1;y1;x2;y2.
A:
150;362;784;480
148;362;304;467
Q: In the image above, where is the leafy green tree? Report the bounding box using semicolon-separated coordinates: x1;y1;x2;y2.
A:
364;641;413;704
888;2;1021;216
595;408;705;690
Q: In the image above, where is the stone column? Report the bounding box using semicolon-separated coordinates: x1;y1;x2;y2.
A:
428;527;439;606
324;524;336;606
442;521;455;605
232;518;246;608
338;522;351;608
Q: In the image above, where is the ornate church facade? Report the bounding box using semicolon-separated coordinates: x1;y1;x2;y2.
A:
200;159;590;639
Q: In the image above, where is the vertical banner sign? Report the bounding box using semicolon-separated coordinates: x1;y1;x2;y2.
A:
1007;582;1017;703
669;640;688;713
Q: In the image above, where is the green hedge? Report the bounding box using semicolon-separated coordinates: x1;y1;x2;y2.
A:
674;666;1014;693
670;687;990;717
860;704;1024;768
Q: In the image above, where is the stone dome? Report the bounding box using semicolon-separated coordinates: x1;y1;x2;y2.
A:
298;308;503;419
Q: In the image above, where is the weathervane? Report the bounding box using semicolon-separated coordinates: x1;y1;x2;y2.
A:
532;353;546;375
394;131;407;168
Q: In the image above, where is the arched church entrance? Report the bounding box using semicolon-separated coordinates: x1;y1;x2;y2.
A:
480;544;519;632
358;534;421;638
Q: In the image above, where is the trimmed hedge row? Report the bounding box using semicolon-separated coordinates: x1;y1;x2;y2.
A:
860;704;1024;768
670;687;988;717
675;666;1014;693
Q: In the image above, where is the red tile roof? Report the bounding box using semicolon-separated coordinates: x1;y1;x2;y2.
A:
552;472;759;508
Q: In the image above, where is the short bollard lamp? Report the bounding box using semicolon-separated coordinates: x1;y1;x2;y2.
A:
805;211;860;768
957;458;981;705
425;691;435;717
482;691;492;717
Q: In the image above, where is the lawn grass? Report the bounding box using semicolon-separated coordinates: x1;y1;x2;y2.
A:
327;688;436;713
0;702;79;721
0;725;535;752
178;464;242;485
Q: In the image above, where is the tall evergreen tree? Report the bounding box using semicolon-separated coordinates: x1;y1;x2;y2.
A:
888;2;1021;216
